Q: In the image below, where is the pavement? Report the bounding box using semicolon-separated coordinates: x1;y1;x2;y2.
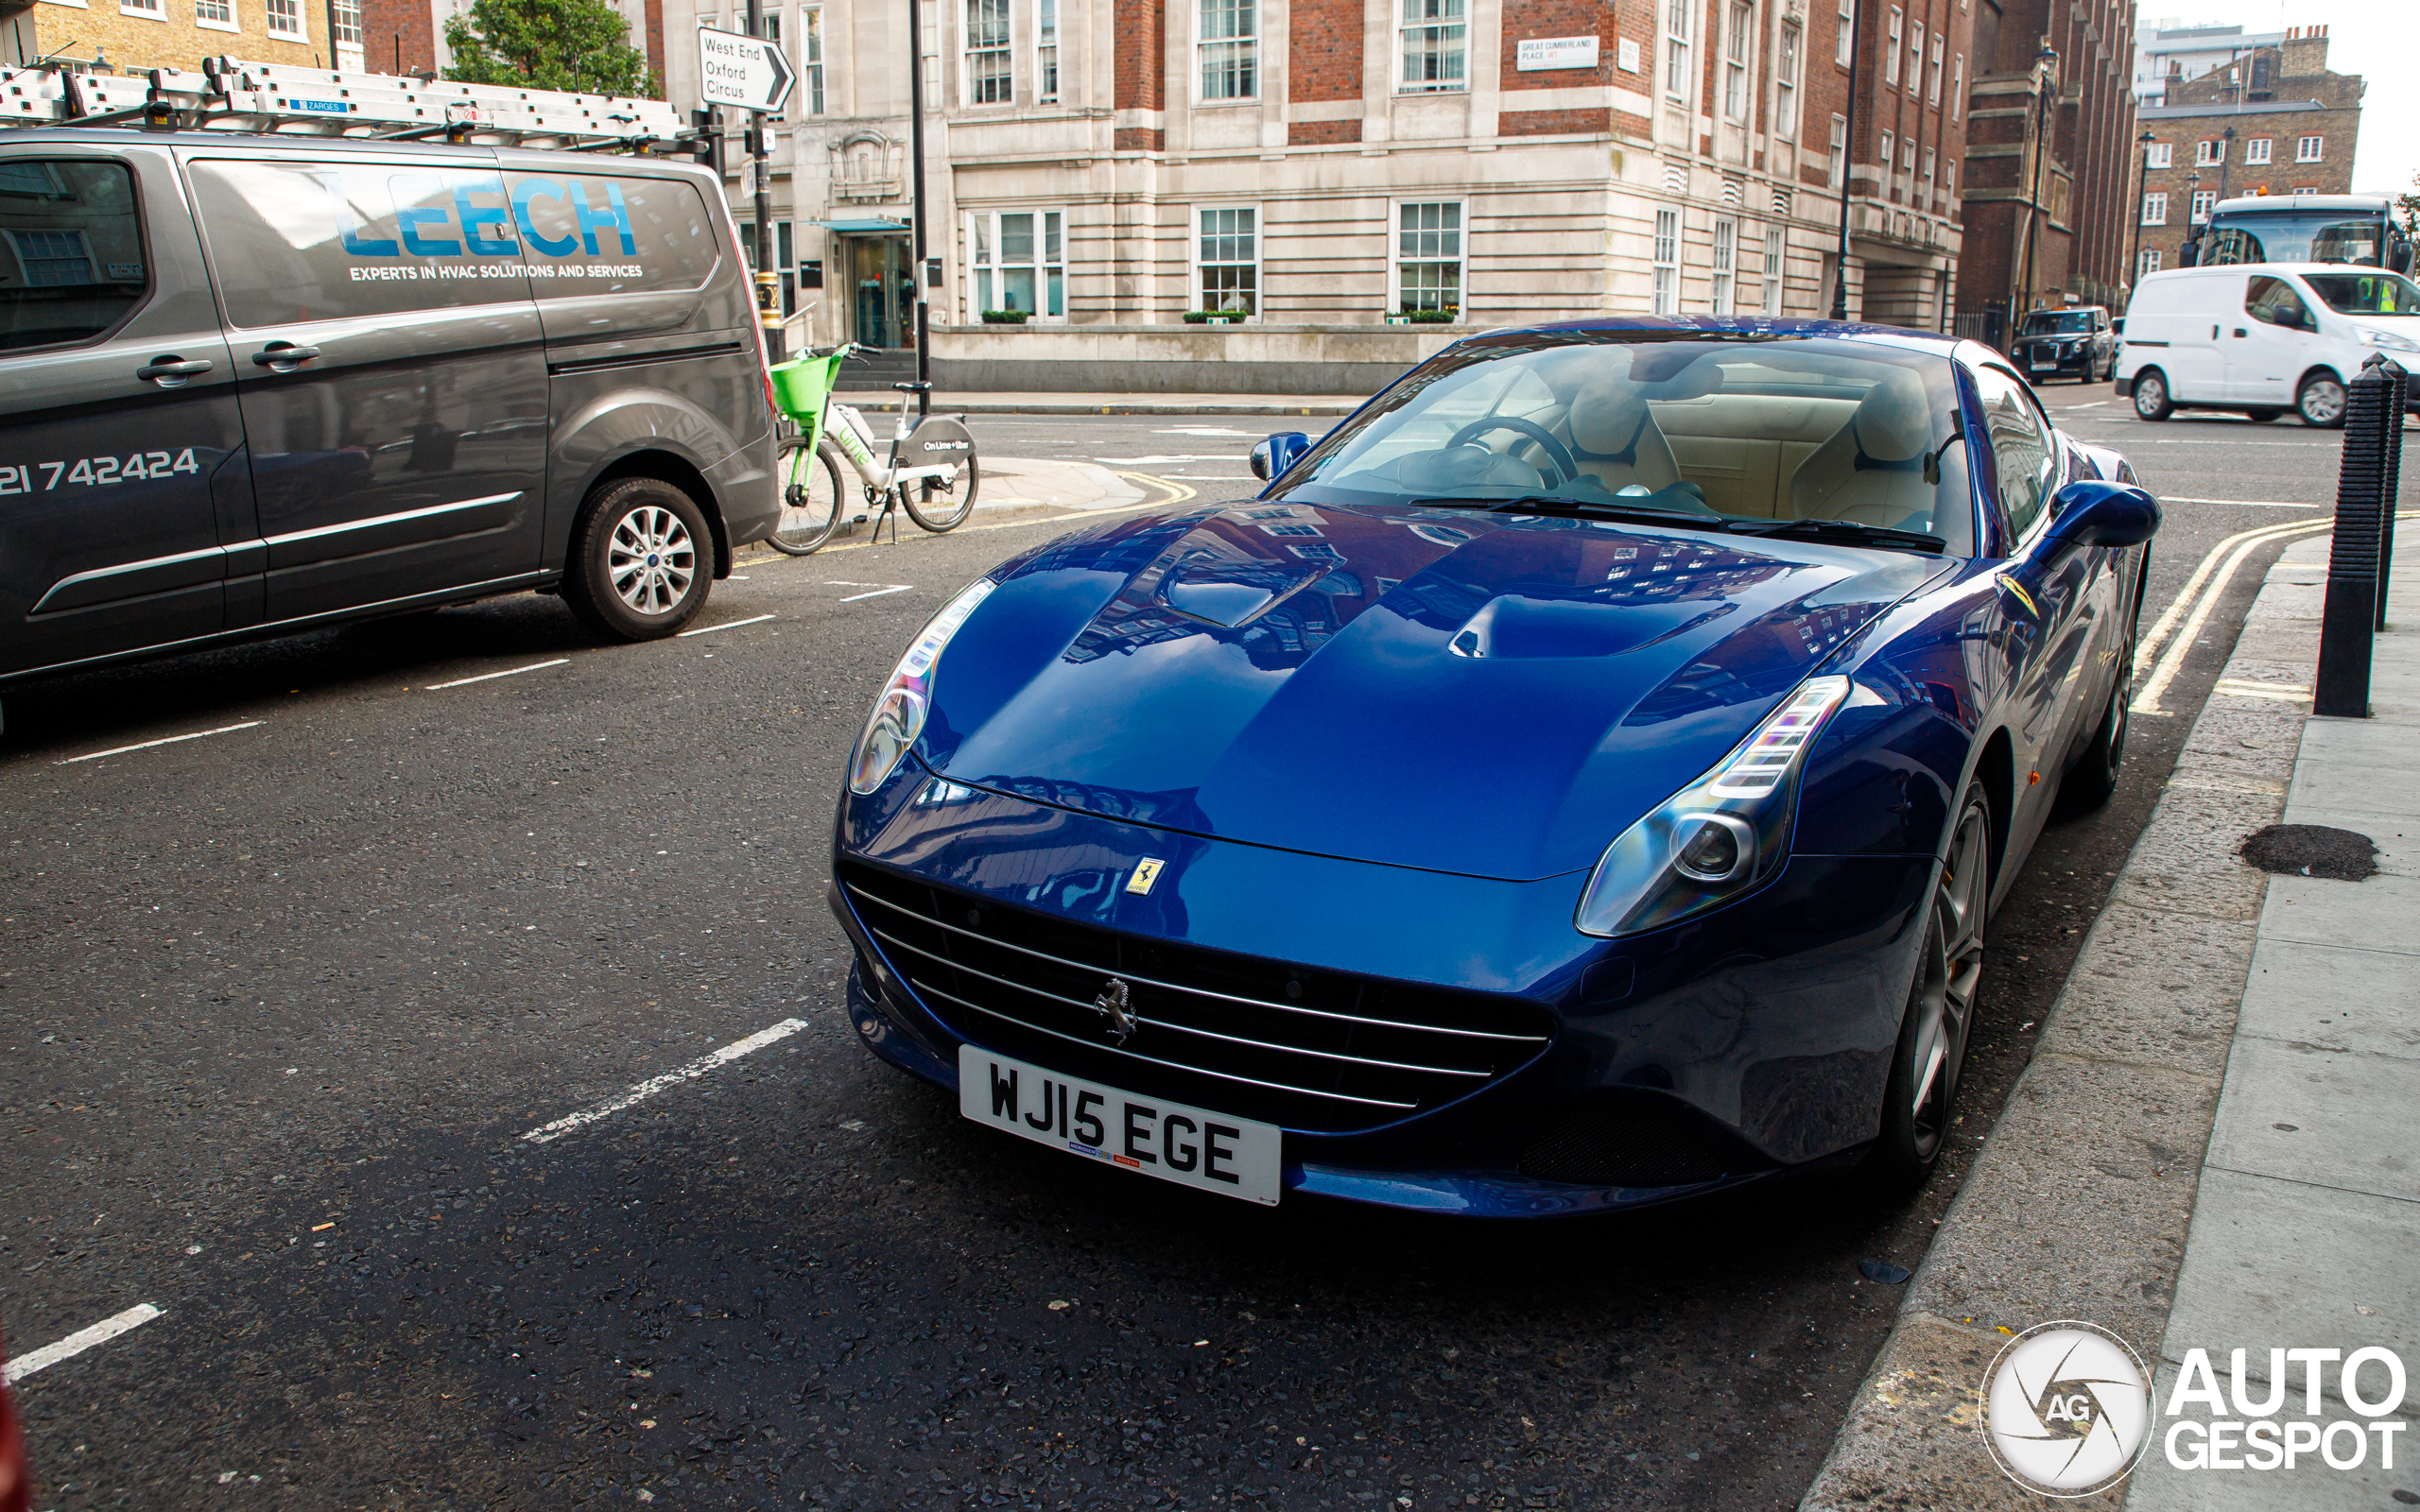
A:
1802;526;2420;1509
834;391;1368;418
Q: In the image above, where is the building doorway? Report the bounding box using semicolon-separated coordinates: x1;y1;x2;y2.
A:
844;233;915;350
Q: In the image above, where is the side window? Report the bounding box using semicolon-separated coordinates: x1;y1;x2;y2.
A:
2246;274;2311;331
0;158;147;352
187;159;530;326
1970;364;2056;543
502;173;719;299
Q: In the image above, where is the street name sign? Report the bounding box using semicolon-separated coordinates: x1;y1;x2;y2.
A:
698;26;795;113
1515;35;1600;71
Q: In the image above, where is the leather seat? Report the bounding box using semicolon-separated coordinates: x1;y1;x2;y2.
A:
1786;369;1937;529
1566;387;1682;493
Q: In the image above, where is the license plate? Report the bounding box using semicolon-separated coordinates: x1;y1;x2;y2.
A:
958;1045;1282;1206
2031;358;2055;369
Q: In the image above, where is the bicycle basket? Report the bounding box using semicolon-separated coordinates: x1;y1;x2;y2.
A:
769;350;850;452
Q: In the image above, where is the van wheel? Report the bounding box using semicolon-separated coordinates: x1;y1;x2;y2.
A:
2297;371;2348;429
2243;407;2283;423
2132;368;2174;421
563;476;712;642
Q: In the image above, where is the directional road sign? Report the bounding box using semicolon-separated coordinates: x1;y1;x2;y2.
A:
697;26;794;113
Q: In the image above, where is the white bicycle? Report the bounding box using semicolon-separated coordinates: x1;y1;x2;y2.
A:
767;344;980;555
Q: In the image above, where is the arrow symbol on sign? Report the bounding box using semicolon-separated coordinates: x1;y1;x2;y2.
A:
761;41;792;110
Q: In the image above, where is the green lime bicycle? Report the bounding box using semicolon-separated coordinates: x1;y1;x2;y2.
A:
766;345;981;556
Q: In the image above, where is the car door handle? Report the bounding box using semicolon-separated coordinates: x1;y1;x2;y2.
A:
135;355;213;386
2233;328;2248;338
251;342;321;369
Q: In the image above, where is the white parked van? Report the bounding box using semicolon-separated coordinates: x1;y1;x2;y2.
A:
2112;264;2420;428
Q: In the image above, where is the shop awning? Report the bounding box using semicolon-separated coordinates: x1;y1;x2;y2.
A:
811;219;909;232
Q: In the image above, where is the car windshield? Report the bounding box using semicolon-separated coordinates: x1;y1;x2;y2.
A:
2301;271;2420;316
2021;312;2093;335
1278;332;1978;556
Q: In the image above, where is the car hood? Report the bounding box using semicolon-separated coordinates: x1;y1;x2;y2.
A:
920;503;1945;882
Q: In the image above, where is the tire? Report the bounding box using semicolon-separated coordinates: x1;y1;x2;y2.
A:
2297;370;2349;429
901;452;980;533
562;476;712;642
2132;368;2174;421
1858;783;1992;1194
767;438;845;556
2058;616;2135;815
2244;407;2284;423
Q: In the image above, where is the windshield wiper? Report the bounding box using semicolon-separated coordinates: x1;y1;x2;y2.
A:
1722;517;1947;555
1406;492;1726;527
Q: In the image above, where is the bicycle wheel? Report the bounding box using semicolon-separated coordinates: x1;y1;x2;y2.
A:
768;438;844;555
902;453;980;533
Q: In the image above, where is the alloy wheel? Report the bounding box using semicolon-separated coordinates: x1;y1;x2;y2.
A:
2300;376;2347;426
1908;801;1989;1158
606;505;697;615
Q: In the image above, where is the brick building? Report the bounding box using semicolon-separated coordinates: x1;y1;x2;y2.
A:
647;0;1975;387
12;0;356;77
1950;0;2135;339
2131;26;2363;280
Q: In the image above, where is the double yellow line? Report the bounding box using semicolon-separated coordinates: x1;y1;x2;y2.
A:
2131;509;2419;716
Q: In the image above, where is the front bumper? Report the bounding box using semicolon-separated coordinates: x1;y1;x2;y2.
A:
830;764;1935;1216
2014;345;2095;379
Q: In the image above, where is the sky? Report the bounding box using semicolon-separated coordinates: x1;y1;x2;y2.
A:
2137;0;2419;203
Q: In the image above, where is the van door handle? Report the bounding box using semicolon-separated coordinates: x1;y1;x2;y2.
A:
251;342;321;369
135;355;213;387
2233;328;2248;338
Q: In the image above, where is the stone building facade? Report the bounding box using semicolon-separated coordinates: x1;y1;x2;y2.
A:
651;0;1971;388
1950;0;2134;336
2131;27;2362;280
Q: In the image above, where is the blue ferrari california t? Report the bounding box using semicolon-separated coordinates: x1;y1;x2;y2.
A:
827;318;2159;1217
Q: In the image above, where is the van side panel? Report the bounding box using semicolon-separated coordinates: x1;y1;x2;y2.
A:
494;157;774;566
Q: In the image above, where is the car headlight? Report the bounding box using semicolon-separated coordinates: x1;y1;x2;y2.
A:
2357;326;2420;352
847;577;997;795
1574;676;1853;937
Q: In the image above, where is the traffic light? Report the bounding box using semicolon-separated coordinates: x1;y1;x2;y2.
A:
689;109;722;174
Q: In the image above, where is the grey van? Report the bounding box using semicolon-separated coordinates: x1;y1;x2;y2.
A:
0;129;777;690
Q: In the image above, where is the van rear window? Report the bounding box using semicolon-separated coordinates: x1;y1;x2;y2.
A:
505;172;720;299
0;159;147;352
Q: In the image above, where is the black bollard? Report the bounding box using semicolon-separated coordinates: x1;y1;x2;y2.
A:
2315;360;2398;717
2377;357;2407;631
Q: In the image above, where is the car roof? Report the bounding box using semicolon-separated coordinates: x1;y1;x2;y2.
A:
2212;194;2393;214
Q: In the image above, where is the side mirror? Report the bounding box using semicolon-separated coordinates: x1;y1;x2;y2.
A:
2042;479;2161;554
1251;431;1311;482
2110;318;2125;335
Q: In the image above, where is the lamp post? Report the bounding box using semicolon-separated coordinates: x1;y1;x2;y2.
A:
907;0;931;383
1827;0;1865;318
2183;168;2203;265
2014;44;2059;322
2127;129;2156;290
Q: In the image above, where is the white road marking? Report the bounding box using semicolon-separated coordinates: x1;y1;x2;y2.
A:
4;1303;163;1384
839;585;912;602
424;659;570;691
1092;454;1251;464
521;1019;809;1143
60;722;264;765
2160;496;2328;507
1153;426;1254;437
2066;401;2110;409
676;613;775;638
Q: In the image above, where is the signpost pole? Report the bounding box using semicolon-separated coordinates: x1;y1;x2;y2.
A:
907;0;930;385
746;0;781;360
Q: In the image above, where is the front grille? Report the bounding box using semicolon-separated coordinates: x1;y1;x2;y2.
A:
839;860;1554;1134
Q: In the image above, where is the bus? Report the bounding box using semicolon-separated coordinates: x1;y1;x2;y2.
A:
2187;195;2415;273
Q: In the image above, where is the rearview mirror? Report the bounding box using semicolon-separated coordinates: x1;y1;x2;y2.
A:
1252;432;1312;482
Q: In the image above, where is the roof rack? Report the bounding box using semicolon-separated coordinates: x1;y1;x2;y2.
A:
0;57;706;157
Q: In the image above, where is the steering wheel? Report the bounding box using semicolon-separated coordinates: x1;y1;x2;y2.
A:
1445;416;1581;488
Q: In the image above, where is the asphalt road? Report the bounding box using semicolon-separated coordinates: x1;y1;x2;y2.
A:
0;400;2361;1511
